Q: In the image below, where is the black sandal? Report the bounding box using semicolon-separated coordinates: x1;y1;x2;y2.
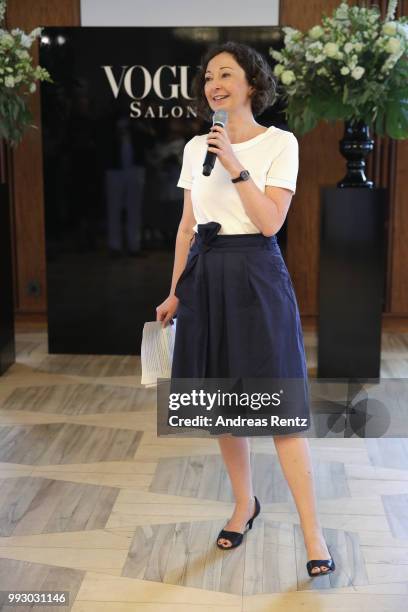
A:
306;557;336;577
216;496;261;550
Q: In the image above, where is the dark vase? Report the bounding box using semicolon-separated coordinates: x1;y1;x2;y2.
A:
338;119;374;188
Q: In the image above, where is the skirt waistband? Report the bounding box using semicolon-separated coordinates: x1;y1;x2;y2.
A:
192;221;278;253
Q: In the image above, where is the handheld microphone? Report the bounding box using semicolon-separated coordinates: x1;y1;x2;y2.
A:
202;109;228;176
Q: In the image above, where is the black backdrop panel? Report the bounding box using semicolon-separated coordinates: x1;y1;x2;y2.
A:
40;26;289;355
0;183;15;374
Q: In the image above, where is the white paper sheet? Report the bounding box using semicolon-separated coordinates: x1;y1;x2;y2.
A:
140;320;177;387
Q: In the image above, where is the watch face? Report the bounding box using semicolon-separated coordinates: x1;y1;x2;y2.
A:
241;170;250;180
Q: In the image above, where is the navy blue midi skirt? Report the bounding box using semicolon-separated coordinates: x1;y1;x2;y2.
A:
169;221;311;437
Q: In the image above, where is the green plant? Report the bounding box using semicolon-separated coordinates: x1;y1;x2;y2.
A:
270;0;408;138
0;0;53;146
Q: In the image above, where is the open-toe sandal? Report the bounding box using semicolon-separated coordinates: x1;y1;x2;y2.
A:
216;496;261;550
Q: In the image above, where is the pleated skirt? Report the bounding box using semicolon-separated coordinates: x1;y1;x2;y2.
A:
169;221;311;437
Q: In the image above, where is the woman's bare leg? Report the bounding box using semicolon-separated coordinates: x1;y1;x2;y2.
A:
216;434;256;548
273;434;331;574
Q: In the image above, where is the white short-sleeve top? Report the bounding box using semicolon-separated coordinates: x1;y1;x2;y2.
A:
176;125;299;235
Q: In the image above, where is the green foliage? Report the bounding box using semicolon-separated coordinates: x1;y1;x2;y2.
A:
0;0;53;147
270;1;408;139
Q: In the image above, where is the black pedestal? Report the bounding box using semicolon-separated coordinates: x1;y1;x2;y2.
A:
0;182;15;375
318;187;387;379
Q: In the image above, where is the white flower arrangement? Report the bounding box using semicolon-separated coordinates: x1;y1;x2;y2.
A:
270;0;408;138
0;0;52;146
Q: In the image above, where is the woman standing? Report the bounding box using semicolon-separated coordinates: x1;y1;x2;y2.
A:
156;42;335;577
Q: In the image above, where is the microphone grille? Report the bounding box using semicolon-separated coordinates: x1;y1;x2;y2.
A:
213;110;228;127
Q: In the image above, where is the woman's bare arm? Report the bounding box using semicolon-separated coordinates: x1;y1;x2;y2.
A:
169;189;196;295
156;189;196;326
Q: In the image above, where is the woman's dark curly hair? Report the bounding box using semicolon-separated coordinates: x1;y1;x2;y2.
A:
192;41;277;122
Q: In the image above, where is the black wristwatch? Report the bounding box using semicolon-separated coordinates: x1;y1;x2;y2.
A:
231;169;250;183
